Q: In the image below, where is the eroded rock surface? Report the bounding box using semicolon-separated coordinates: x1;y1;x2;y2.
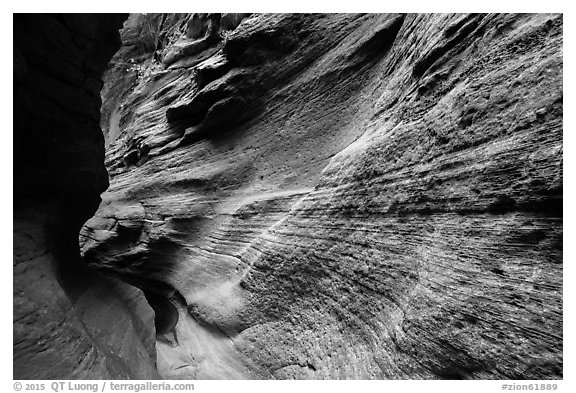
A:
14;14;159;379
83;13;563;379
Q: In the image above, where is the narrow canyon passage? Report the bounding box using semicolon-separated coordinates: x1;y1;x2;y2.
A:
14;13;563;380
155;293;266;379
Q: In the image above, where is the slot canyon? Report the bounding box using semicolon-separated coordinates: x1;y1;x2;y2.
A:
13;13;562;380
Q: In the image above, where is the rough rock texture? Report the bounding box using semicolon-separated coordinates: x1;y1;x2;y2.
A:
83;13;563;379
14;14;159;379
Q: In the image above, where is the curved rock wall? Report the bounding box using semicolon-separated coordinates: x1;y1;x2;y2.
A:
83;13;562;379
14;14;159;379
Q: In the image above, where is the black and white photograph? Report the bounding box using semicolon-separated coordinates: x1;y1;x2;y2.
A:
8;2;570;390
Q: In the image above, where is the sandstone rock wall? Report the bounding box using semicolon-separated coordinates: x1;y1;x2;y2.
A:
14;14;159;379
83;13;562;379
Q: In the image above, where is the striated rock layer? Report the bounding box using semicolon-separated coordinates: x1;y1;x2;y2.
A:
14;14;159;379
82;13;563;379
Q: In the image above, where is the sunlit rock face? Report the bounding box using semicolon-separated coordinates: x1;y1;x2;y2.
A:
83;13;562;379
13;14;159;379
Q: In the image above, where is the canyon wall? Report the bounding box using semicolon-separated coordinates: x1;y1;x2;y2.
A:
81;13;562;380
13;14;159;379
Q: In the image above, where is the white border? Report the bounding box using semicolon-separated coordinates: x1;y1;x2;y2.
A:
2;3;573;391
